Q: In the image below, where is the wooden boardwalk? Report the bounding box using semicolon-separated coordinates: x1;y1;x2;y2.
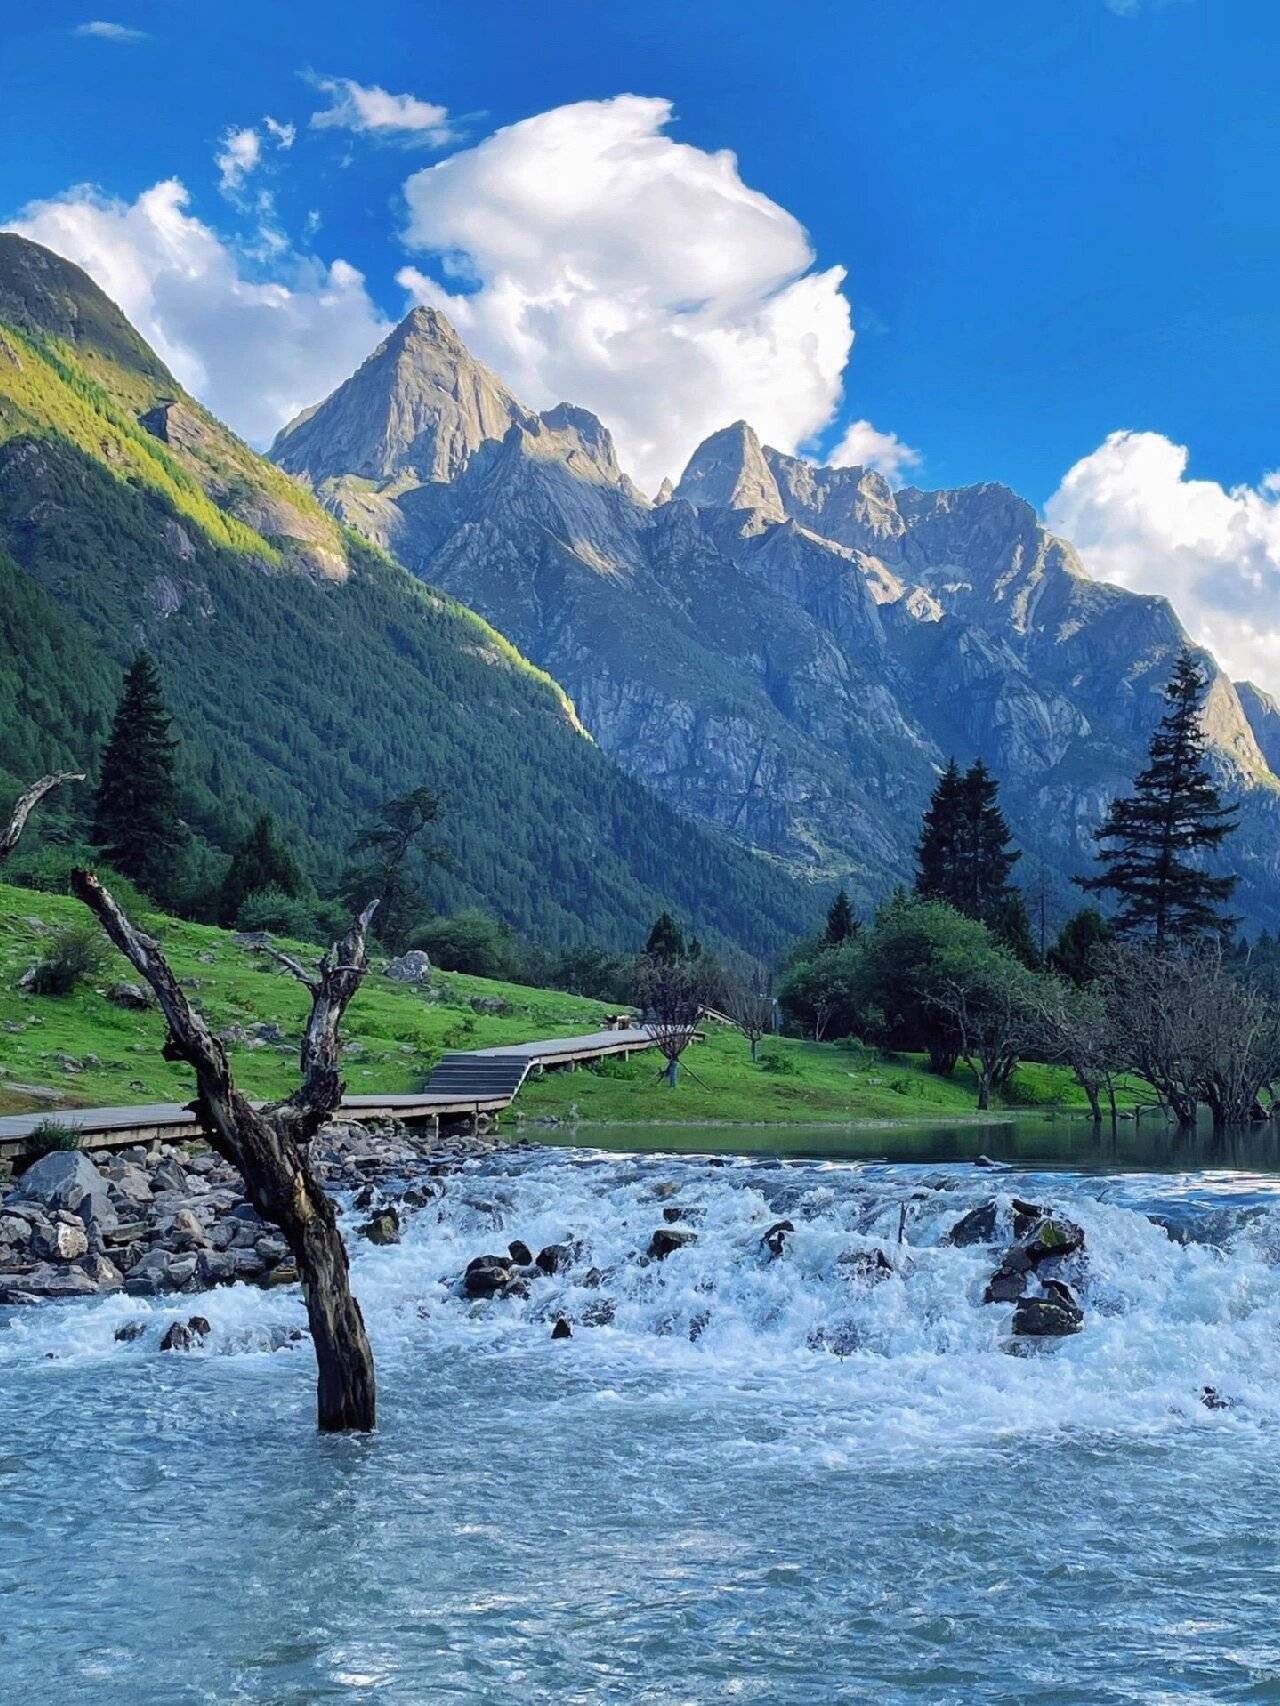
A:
0;1026;657;1159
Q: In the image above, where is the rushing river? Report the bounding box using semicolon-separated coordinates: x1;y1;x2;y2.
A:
4;1118;1280;1703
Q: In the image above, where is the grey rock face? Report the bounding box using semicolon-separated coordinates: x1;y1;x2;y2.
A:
270;310;1280;926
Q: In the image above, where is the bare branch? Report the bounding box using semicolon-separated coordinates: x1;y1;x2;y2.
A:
262;944;320;992
275;899;378;1140
0;772;84;865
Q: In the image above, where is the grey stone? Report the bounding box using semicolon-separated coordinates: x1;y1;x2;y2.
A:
647;1227;697;1261
385;950;432;984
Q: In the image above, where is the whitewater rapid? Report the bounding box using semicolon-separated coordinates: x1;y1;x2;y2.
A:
6;1147;1280;1446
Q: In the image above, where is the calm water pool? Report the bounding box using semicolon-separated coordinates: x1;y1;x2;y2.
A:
3;1121;1280;1702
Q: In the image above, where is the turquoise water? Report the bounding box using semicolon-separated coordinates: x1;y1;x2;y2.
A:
3;1126;1280;1702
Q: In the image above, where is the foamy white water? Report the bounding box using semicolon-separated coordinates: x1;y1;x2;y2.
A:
4;1143;1280;1702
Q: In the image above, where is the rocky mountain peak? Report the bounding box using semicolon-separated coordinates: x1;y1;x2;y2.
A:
270;305;528;488
674;420;786;522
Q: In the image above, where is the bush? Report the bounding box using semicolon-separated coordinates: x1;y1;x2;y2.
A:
235;887;347;943
3;842;153;921
25;1118;82;1158
28;924;108;996
412;911;520;980
758;1044;798;1075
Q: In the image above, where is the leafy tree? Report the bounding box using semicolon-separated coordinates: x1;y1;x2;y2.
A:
929;946;1040;1110
218;812;303;926
779;939;863;1041
1049;907;1114;987
916;758;1022;934
853;892;1001;1074
413;910;518;980
825;887;857;945
637;954;714;1086
1078;648;1239;947
342;785;445;952
645;911;686;963
91;653;185;898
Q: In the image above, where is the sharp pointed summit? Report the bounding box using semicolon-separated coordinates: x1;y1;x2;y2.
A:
270;304;530;487
674;420;786;521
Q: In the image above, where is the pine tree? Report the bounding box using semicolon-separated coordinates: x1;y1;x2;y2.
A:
342;785;444;952
915;759;965;905
916;758;1021;928
218;812;304;925
1049;907;1114;987
825;887;857;944
645;911;685;963
1077;649;1239;947
92;653;184;897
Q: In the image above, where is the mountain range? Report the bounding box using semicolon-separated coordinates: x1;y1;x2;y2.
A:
271;305;1280;931
0;234;812;956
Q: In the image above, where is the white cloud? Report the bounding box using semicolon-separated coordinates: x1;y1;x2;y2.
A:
215;127;261;194
828;417;921;483
1046;430;1280;694
264;117;296;149
7;179;390;447
396;95;854;491
308;76;453;144
73;20;148;41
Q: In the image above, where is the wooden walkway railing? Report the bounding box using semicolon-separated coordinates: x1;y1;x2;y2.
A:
0;1026;659;1160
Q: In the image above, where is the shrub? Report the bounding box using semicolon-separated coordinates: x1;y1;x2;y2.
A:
235;887;346;943
26;1118;82;1159
28;924;108;996
758;1044;798;1075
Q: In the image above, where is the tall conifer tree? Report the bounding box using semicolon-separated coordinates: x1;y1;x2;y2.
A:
825;887;857;944
92;652;184;897
1077;648;1238;946
645;911;686;963
916;758;1021;928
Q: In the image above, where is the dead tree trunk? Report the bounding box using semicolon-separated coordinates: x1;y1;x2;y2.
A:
1;772;84;865
71;869;378;1433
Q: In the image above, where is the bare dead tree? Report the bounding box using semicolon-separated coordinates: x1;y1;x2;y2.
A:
637;954;711;1087
723;971;774;1062
71;868;379;1432
1101;945;1201;1128
930;960;1039;1111
1177;943;1280;1131
0;772;84;865
1026;975;1124;1125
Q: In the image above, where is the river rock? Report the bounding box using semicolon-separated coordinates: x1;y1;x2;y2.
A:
1022;1215;1086;1265
0;1263;100;1302
949;1197;1047;1247
114;1319;147;1342
35;1218;88;1261
14;1149;116;1232
535;1241;575;1275
508;1239;533;1266
551;1317;572;1340
838;1247;893;1284
983;1264;1027;1304
151;1157;191;1196
1012;1282;1083;1337
761;1219;794;1258
359;1208;400;1245
463;1255;515;1298
159;1315;212;1352
648;1227;697;1260
124;1248;198;1295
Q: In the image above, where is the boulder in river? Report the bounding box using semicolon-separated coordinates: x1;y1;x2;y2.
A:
508;1240;533;1266
359;1208;401;1246
463;1255;516;1299
14;1150;116;1233
1011;1282;1083;1337
838;1247;893;1284
159;1316;212;1352
551;1317;572;1340
761;1219;794;1259
648;1227;698;1261
949;1197;1047;1247
1022;1216;1085;1265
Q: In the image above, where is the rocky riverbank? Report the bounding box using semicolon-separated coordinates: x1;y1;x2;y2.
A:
0;1119;509;1308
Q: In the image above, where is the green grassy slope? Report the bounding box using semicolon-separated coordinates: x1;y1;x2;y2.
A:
0;882;1096;1126
0;235;812;956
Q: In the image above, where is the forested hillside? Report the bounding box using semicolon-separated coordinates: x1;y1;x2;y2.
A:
0;235;811;955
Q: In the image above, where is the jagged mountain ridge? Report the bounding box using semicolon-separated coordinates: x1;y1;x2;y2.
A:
0;235;817;956
273;307;1280;930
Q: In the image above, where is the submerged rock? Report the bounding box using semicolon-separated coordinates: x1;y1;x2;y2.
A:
159;1316;212;1352
463;1254;516;1299
648;1227;698;1261
838;1247;893;1284
551;1317;572;1340
761;1219;794;1259
508;1239;533;1266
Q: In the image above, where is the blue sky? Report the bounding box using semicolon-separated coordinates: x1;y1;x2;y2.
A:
5;0;1280;688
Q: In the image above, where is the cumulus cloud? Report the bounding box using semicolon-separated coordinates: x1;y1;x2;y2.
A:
73;20;147;41
308;76;453;144
827;417;921;483
7;179;390;446
1046;430;1280;694
396;95;854;491
215;127;261;194
265;116;296;149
